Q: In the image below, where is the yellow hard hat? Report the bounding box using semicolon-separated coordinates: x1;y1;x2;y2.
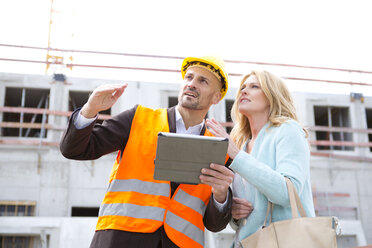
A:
181;55;228;99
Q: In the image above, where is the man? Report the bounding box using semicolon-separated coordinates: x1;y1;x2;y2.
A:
60;55;234;248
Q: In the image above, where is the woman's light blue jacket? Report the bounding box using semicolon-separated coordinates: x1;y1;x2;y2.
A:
229;120;315;245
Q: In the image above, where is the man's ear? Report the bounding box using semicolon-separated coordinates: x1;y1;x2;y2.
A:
212;91;222;105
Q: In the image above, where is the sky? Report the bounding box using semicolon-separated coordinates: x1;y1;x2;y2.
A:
0;0;372;95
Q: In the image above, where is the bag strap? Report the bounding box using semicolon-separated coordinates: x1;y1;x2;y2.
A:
284;177;307;218
263;202;273;227
263;177;307;225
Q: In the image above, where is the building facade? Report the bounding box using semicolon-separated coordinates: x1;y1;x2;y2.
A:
0;72;371;247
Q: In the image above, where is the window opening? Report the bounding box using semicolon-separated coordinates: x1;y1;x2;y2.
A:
0;201;36;216
313;106;353;151
69;91;111;124
168;96;178;108
0;201;36;248
2;87;49;138
71;206;99;217
225;100;234;134
365;109;372;152
0;236;33;248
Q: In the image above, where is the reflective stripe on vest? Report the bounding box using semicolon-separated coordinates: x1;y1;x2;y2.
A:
165;188;208;247
99;203;166;221
107;178;170;196
99;179;170;220
165;211;204;247
174;189;207;216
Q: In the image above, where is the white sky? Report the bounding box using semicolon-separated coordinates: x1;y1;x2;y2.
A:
0;0;372;95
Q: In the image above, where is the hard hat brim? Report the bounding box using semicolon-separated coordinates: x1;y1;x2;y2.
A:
181;56;228;99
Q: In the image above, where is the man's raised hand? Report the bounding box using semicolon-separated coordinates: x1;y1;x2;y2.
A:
81;84;128;118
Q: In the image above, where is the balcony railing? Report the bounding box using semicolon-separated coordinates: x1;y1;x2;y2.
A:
1;106;372;162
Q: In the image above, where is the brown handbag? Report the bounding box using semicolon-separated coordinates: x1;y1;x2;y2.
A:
240;178;340;248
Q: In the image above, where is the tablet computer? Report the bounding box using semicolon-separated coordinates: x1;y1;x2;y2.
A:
154;132;228;184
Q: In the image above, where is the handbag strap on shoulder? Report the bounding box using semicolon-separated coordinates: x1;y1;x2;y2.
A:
264;177;308;225
263;202;273;227
284;177;307;218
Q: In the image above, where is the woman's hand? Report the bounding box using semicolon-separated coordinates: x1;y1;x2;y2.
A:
232;197;254;220
206;118;240;159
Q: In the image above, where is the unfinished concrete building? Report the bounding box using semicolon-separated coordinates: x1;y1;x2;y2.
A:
0;70;371;248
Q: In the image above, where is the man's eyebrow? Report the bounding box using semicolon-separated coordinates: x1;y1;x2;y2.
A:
199;75;209;82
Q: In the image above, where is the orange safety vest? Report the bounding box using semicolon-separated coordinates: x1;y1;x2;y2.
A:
96;105;213;248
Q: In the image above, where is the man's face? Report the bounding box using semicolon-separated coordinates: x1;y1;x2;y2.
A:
178;66;222;111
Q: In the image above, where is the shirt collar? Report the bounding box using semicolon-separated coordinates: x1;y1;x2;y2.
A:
175;106;204;134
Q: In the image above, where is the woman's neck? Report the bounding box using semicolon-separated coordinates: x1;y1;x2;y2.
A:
248;114;269;140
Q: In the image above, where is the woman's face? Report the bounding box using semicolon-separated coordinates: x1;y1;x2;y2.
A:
237;74;270;117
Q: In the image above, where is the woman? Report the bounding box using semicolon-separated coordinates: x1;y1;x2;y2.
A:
206;70;315;247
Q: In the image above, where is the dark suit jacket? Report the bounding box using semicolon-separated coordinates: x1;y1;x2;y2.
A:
60;105;232;247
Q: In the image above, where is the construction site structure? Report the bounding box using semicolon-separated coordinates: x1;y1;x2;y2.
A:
0;63;372;247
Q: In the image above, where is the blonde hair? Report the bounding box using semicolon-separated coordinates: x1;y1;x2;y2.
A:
230;70;308;148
